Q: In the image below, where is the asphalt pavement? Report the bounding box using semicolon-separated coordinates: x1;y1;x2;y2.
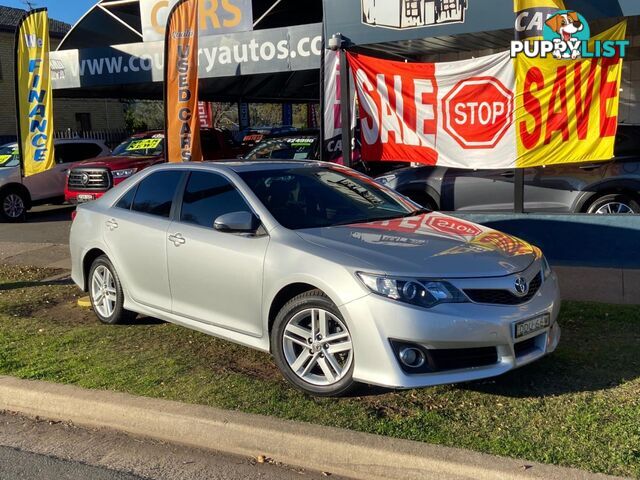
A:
0;411;345;480
0;446;145;480
0;205;73;245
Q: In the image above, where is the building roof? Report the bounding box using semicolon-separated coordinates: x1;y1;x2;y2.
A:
0;5;70;38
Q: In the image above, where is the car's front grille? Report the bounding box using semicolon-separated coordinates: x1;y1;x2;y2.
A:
464;272;543;305
390;340;499;374
68;168;111;191
514;337;538;357
428;347;499;372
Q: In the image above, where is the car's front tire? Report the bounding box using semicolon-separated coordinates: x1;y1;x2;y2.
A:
271;290;357;397
0;188;27;222
88;255;136;325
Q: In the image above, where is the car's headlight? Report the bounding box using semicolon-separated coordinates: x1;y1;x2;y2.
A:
542;255;552;280
357;272;468;308
112;168;137;179
376;174;397;187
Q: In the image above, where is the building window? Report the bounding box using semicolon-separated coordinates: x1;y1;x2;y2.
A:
405;0;421;18
441;0;458;13
75;113;92;131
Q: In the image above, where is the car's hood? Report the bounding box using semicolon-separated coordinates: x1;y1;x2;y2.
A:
296;213;538;278
71;155;163;170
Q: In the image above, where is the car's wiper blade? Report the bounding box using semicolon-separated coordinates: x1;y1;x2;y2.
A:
403;208;431;217
331;215;407;227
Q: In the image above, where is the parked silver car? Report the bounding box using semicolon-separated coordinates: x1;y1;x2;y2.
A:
70;161;561;396
0;139;110;221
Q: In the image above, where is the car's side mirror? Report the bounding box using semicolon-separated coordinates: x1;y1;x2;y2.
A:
214;211;260;234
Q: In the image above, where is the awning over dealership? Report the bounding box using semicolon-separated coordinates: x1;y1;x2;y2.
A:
323;0;640;59
51;0;323;101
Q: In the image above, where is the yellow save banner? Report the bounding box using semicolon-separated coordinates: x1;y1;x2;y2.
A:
514;22;627;168
15;8;55;177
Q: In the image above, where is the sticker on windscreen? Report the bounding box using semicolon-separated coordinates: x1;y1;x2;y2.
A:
126;138;163;151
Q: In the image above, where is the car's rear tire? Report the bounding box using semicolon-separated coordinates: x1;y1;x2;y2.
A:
271;290;357;397
88;255;137;325
586;193;640;215
0;188;27;222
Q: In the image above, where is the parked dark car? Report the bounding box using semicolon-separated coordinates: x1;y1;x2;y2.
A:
376;125;640;215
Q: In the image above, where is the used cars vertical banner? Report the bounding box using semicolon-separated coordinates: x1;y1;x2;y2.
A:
15;8;55;177
164;0;202;163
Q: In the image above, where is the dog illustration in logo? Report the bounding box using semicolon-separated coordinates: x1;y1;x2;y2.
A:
545;11;585;59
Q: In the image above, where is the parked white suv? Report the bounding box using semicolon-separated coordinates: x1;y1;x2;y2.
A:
0;138;110;221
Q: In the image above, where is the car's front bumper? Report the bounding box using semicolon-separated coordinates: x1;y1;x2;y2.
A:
340;270;561;389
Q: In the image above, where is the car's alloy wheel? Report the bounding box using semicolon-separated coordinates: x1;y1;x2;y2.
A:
592;202;634;215
272;290;357;396
2;192;25;221
282;308;353;386
91;265;118;319
88;255;136;325
587;194;640;215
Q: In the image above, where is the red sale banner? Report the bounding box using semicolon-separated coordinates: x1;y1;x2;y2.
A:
346;21;625;170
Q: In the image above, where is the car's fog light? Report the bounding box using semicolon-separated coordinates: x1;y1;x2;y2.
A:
399;347;426;368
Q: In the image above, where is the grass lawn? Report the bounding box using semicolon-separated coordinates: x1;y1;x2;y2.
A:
0;265;639;477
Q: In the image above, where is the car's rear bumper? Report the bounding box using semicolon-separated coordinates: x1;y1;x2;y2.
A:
340;271;561;389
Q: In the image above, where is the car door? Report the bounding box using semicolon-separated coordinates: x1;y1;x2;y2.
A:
167;170;270;336
104;170;184;312
23;142;106;200
523;162;608;212
441;168;517;212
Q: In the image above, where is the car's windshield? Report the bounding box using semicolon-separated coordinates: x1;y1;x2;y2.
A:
244;138;317;161
112;136;164;157
0;145;20;168
239;166;417;230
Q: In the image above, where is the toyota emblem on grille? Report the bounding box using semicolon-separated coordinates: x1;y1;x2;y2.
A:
80;172;90;185
514;277;529;297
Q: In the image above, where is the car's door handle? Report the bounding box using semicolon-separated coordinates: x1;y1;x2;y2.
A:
168;233;186;246
579;164;602;171
105;219;119;231
500;172;515;178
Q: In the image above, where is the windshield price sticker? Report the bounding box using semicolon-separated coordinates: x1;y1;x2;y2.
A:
126;138;163;151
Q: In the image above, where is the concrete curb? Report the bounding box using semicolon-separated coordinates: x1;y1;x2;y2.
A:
0;377;625;480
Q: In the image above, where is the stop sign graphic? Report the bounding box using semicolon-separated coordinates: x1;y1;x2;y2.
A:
443;76;514;149
424;216;482;238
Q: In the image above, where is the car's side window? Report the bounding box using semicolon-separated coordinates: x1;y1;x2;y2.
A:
131;171;183;218
180;171;250;228
115;186;137;211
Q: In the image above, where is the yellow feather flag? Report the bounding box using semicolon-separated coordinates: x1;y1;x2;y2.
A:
15;8;55;177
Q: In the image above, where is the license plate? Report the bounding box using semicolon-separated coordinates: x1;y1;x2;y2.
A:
514;314;551;339
77;194;95;204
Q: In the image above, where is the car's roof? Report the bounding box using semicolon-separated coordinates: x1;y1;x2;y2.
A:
156;160;327;174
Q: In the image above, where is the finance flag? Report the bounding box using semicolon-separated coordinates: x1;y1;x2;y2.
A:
164;0;202;163
15;8;55;177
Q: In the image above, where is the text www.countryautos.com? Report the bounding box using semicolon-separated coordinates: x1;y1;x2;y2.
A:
70;36;322;77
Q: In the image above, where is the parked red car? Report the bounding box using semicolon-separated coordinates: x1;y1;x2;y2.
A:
65;129;240;204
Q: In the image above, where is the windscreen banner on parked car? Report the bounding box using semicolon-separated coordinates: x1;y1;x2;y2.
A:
346;22;626;169
15;8;55;177
164;0;202;163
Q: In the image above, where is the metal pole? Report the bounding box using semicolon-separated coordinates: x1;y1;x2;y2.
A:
514;169;524;214
339;49;352;168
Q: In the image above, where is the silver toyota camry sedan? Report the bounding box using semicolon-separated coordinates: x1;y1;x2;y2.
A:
70;161;561;396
